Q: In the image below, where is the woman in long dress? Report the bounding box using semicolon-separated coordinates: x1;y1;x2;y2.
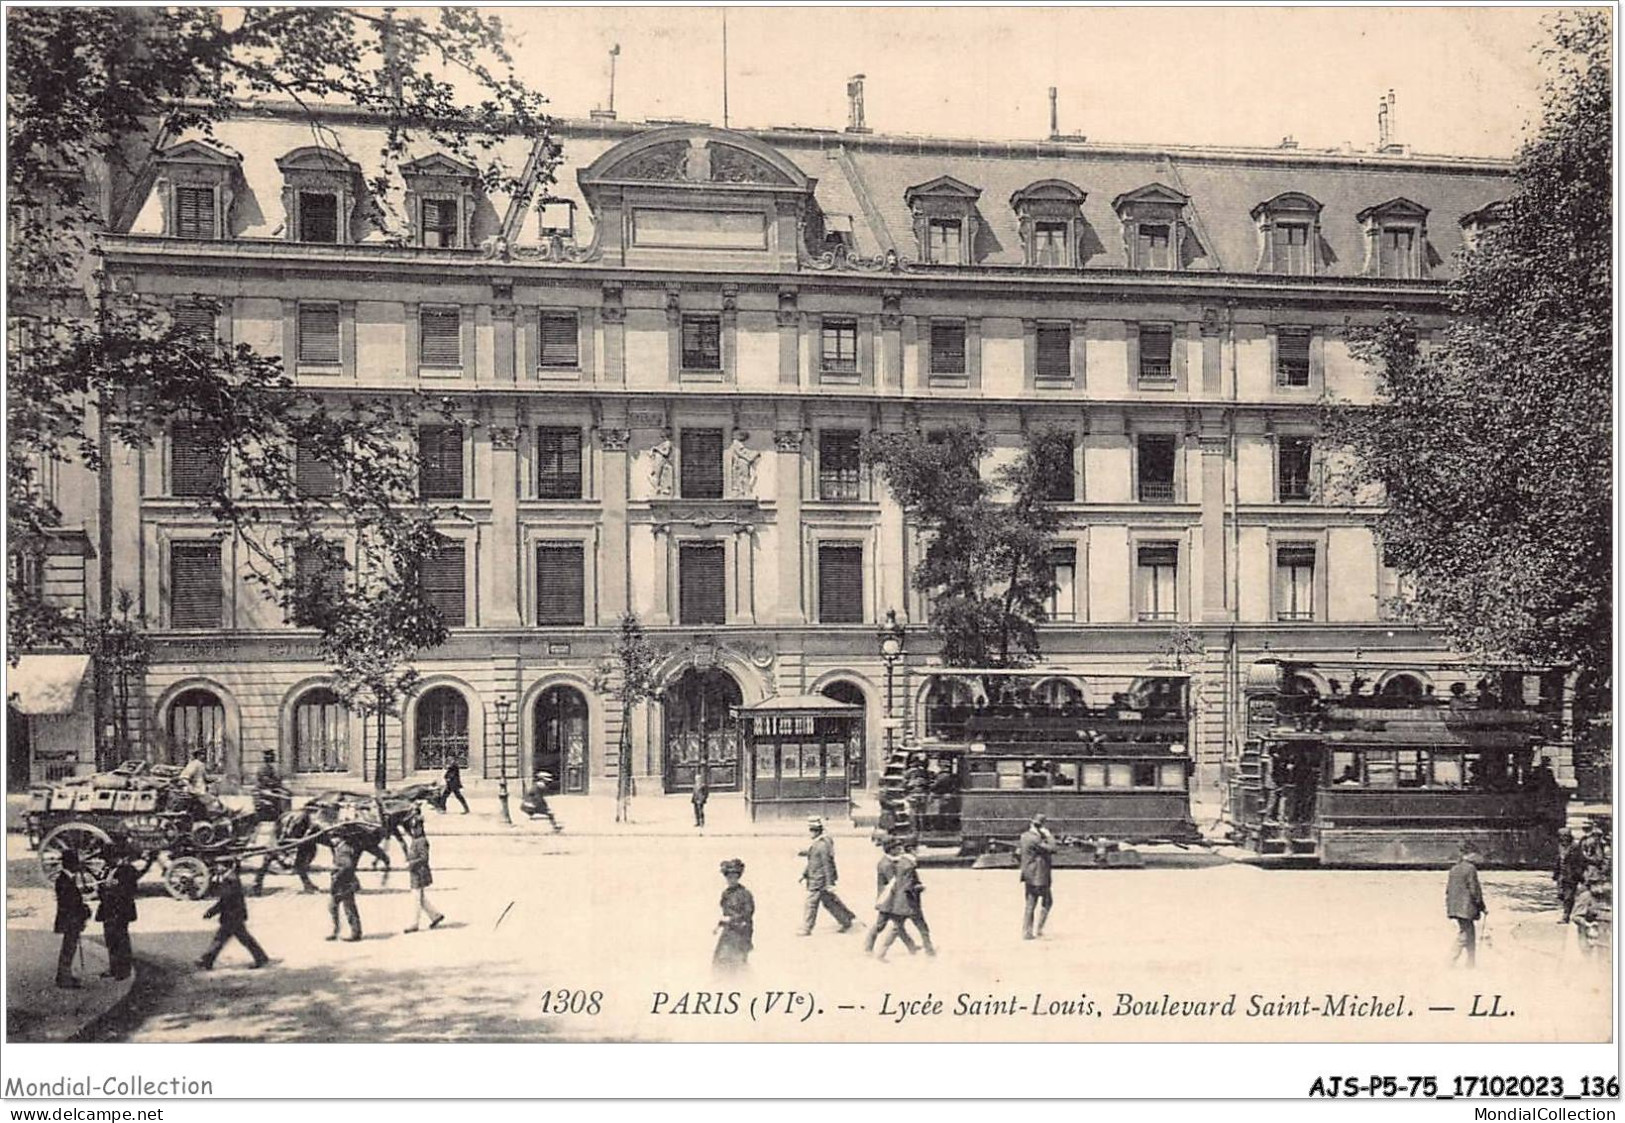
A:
713;858;754;971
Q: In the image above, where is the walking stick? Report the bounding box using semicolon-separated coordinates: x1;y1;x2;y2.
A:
494;900;515;932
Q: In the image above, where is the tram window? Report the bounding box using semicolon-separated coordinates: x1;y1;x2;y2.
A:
1396;750;1425;788
1159;762;1185;788
1107;762;1133;788
1331;750;1360;785
967;759;999;789
997;759;1025;790
1023;760;1053;789
1432;754;1463;788
1081;762;1107;788
1132;761;1159;788
1053;761;1080;789
1365;750;1398;788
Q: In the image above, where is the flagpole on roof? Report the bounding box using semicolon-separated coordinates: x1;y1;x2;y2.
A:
721;8;730;129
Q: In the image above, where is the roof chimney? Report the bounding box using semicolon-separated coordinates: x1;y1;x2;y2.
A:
1378;89;1403;152
845;74;870;134
1048;87;1059;139
1278;135;1298;149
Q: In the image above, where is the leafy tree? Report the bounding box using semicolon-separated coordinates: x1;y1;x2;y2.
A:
862;425;1071;667
594;615;663;823
1327;11;1611;685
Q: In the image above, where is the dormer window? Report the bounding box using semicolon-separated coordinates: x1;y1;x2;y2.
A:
400;153;479;249
276;147;363;245
1011;179;1086;267
904;175;982;266
1357;197;1430;279
1250;192;1324;275
153;140;242;241
1459;201;1507;252
1113;183;1195;271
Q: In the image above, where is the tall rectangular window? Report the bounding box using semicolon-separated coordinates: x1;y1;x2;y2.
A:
1139;223;1171;269
927;218;963;263
1039;434;1077;502
817;544;864;624
295;438;337;497
536;543;586;626
538;312;580;370
418;424;465;499
297;303;341;366
1380;227;1416;278
1277;327;1312;387
1136;543;1179;622
170;541;223;629
679;543;726;625
174;186;216;239
820;318;858;374
1139;325;1173;381
1032;221;1068;266
1036;322;1072;382
171;302;217;343
1049;547;1077;622
420;198;457;247
298;191;338;243
291;541;344;626
818;430;862;500
1275;222;1309;273
681;315;722;370
1276;544;1317;620
419;307;462;369
418;541;467;627
536;426;583;499
171;423;225;498
1137;434;1177;503
930;320;967;376
680;429;724;499
1278;436;1313;502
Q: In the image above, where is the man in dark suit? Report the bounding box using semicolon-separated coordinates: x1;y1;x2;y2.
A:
53;850;92;988
797;817;856;935
1018;813;1059;940
442;760;470;814
1556;828;1585;923
1447;843;1488;967
198;865;270;969
864;837;918;956
97;858;140;980
327;837;363;941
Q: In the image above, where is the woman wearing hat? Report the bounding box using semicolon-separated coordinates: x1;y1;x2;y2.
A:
713;859;754;970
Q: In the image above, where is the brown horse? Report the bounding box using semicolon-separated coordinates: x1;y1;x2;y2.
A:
261;785;442;891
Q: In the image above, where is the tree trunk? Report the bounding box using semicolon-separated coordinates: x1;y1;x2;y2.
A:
616;703;634;822
374;691;389;791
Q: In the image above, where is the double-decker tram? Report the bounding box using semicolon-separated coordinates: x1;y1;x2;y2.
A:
882;668;1202;864
1227;660;1569;867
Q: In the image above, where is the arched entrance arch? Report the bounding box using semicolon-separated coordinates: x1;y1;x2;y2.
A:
166;687;228;773
819;679;869;788
533;684;590;795
414;686;470;772
1377;671;1428;701
662;667;743;793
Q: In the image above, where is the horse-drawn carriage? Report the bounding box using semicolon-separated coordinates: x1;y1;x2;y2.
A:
25;761;262;900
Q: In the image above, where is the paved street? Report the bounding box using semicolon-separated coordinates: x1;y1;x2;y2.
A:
5;808;1611;1044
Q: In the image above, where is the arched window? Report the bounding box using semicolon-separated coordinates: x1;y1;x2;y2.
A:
1031;678;1084;711
168;688;226;770
415;687;469;771
293;688;350;773
924;677;978;739
534;685;589;794
1379;674;1425;702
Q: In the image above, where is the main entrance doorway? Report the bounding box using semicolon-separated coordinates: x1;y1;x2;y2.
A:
533;685;590;794
662;667;742;792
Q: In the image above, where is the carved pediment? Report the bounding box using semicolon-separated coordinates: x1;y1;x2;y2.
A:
157;139;242;168
1112;182;1190;215
581;126;811;191
1459;200;1508;229
904;175;983;208
614;141;690;182
1250;191;1324;220
275;146;361;176
1356;196;1429;224
401;153;479;180
1010;179;1086;209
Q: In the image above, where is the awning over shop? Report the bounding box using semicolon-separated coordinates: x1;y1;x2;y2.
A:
7;654;91;715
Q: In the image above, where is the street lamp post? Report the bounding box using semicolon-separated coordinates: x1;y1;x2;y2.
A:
494;695;513;827
878;608;905;761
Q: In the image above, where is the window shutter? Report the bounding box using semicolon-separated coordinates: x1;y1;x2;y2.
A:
538;312;580;369
171;302;216;342
292;541;344;625
171;423;225;497
175;186;215;239
1040;435;1076;501
1138;543;1179;568
295;439;337;496
297;304;341;366
679;543;726;625
817;544;864;623
681;315;722;370
419;542;467;626
1277;328;1312;386
1137;435;1176;501
170;542;223;629
1035;323;1071;381
420;307;462;368
930;321;966;375
418;424;465;499
421;198;457;247
299;191;339;243
536;544;585;625
1277;544;1317;568
536;427;583;499
680;429;724;499
1139;325;1173;379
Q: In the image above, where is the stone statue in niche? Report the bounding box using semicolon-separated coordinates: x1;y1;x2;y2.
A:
727;429;761;499
648;428;675;497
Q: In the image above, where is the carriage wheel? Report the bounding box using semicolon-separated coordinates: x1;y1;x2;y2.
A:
163;856;212;900
39;823;113;897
